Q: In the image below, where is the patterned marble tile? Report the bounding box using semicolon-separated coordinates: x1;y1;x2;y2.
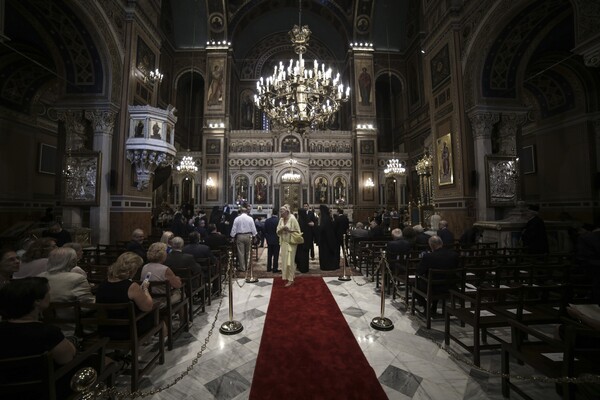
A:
102;250;565;400
379;365;423;397
205;369;251;400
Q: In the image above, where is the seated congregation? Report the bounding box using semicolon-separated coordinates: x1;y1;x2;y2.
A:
1;210;600;399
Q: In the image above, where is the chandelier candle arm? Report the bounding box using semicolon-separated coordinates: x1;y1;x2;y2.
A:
254;14;350;133
384;158;406;178
176;156;198;172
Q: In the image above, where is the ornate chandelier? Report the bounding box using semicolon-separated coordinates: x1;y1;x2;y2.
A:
254;1;349;133
176;156;198;173
281;154;301;183
384;158;406;179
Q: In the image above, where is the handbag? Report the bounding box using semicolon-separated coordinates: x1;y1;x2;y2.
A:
289;231;304;245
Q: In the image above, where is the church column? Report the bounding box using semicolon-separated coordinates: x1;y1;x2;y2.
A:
351;44;378;219
86;110;116;244
57;110;87;228
203;42;231;206
468;111;499;221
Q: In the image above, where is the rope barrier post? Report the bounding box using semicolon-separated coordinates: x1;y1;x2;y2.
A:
371;250;394;331
220;250;244;335
246;236;258;283
338;233;350;281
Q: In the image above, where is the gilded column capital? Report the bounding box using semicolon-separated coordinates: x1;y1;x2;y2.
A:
468;111;499;140
85;110;116;136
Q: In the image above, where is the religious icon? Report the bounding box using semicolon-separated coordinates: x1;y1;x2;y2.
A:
315;177;328;203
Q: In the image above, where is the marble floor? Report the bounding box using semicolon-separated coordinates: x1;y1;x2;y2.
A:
113;250;564;400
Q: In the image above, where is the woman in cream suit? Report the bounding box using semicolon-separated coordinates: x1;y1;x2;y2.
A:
276;204;300;287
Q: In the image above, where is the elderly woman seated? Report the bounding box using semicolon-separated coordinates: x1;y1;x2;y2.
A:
141;242;183;305
38;247;95;305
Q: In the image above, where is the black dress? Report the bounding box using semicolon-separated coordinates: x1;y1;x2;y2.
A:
95;279;154;339
295;209;311;273
318;205;340;270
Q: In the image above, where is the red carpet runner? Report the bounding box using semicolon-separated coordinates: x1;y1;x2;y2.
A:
249;277;388;400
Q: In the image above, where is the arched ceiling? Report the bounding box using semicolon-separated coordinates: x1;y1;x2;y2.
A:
166;0;411;54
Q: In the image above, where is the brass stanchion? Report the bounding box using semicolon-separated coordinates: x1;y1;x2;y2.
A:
371;250;394;331
338;233;350;281
245;236;258;283
220;250;244;335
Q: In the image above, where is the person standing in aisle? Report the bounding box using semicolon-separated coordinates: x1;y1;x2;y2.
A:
277;205;300;287
264;209;280;273
229;207;257;272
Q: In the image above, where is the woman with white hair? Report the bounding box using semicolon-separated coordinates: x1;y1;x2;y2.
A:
276;204;301;287
38;247;95;304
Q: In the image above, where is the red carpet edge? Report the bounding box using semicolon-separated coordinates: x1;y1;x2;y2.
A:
249;276;388;400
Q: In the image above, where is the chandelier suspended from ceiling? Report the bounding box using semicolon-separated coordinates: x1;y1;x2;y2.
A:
254;0;350;133
176;155;198;173
384;158;406;179
281;154;301;183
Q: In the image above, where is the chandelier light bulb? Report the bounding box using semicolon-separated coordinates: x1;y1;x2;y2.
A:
384;158;406;178
176;156;198;173
254;21;349;133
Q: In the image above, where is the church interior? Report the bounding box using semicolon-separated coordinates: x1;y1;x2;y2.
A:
0;0;598;242
1;0;600;399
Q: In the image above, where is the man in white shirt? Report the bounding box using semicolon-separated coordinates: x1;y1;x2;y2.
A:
230;207;257;271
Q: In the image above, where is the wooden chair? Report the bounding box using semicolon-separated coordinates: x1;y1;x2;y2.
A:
42;301;83;337
197;257;221;305
390;255;418;304
412;267;463;329
79;302;164;392
172;267;206;322
445;285;522;366
0;337;117;400
95;244;124;266
81;264;110;286
502;318;600;400
149;281;189;350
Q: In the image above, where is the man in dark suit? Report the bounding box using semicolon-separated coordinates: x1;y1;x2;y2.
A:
166;236;205;288
303;203;318;259
386;228;412;276
368;218;385;239
413;224;431;248
416;235;460;314
126;228;147;263
204;224;229;251
521;204;549;254
182;232;216;263
437;220;455;246
264;209;280;273
335;208;350;256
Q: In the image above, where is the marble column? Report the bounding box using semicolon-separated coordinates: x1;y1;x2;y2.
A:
469;111;499;221
86;110;116;244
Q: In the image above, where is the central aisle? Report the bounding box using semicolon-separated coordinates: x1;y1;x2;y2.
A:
249;276;388;399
